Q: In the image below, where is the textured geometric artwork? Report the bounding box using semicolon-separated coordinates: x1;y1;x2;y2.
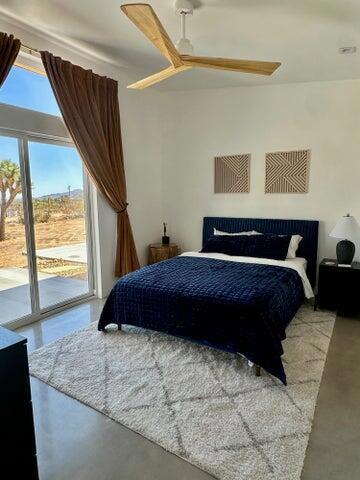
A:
214;154;250;193
265;149;310;193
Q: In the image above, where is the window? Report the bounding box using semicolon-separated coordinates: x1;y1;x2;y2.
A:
0;65;61;116
0;64;94;327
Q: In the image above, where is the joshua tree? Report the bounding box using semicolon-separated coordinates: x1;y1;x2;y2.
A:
0;159;22;241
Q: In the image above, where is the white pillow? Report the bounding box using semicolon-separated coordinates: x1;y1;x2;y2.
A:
286;234;303;259
214;228;260;236
213;228;302;259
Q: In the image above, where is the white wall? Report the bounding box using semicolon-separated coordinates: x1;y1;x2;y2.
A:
0;16;164;296
2;14;360;295
161;79;360;265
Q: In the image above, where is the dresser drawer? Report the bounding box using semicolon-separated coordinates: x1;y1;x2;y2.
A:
0;327;39;479
0;344;32;401
2;399;37;455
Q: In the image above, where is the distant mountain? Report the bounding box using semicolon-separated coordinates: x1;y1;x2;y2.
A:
35;189;84;200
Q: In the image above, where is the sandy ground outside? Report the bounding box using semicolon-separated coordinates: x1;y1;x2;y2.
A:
0;217;88;278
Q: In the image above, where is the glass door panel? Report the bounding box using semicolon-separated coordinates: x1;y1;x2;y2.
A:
28;140;91;309
0;135;32;324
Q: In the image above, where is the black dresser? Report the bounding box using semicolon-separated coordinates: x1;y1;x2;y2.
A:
316;258;360;315
0;326;39;479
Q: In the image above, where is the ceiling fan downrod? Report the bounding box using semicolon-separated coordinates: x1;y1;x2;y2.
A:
175;0;194;55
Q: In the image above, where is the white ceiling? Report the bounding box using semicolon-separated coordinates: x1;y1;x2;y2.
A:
1;0;360;90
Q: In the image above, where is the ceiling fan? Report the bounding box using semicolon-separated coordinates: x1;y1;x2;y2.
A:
120;1;281;89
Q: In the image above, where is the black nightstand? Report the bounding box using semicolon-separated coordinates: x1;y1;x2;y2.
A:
316;258;360;315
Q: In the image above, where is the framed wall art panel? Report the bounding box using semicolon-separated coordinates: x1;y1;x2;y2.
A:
265;149;310;193
214;154;251;193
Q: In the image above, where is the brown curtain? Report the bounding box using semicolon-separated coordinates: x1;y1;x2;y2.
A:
41;51;139;277
0;33;21;87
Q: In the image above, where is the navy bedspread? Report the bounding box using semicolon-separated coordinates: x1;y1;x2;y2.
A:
98;256;304;384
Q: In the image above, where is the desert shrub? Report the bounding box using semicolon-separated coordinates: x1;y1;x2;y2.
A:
32;196;85;221
34;211;51;223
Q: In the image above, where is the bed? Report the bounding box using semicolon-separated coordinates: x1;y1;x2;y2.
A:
98;217;319;384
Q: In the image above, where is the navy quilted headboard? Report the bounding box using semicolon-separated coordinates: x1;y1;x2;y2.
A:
203;217;319;287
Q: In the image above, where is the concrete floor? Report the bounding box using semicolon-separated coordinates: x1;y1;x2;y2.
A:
0;272;89;324
17;301;360;480
302;314;360;480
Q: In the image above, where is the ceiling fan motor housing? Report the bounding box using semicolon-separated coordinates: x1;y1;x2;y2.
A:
174;0;194;15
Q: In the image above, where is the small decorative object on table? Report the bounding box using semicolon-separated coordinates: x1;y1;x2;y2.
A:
329;213;360;265
148;243;179;265
315;258;360;314
162;222;170;245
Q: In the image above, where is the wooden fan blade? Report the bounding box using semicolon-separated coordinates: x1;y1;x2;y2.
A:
181;55;281;75
121;3;183;67
127;65;191;89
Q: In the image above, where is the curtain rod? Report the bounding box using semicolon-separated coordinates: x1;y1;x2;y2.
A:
20;43;41;56
16;43;45;76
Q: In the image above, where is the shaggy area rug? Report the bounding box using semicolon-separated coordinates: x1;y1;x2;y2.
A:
29;304;335;480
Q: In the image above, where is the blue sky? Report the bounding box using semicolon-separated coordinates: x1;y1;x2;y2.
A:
0;67;84;198
0;66;60;115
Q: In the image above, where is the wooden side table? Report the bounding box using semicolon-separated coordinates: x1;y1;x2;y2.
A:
148;243;179;265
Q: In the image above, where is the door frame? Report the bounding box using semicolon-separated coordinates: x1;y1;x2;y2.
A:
0;127;96;329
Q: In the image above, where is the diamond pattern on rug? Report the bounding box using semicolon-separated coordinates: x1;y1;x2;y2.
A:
236;386;311;443
175;396;252;453
29;304;335;480
262;434;309;480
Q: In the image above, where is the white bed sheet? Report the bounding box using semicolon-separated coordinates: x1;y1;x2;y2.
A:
180;251;314;299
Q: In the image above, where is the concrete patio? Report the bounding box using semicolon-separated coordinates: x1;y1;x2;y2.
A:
0;243;89;325
0;269;88;324
36;243;87;264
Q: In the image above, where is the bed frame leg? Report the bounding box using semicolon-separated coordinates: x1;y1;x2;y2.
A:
98;324;122;332
243;358;261;377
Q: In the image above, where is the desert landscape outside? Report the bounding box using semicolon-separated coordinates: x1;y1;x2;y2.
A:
0;135;91;324
2;195;88;277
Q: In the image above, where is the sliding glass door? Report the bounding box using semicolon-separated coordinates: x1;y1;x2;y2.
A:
0;135;32;322
0;132;94;326
28;139;92;309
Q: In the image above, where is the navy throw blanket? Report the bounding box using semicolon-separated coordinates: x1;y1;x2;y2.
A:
98;256;304;384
